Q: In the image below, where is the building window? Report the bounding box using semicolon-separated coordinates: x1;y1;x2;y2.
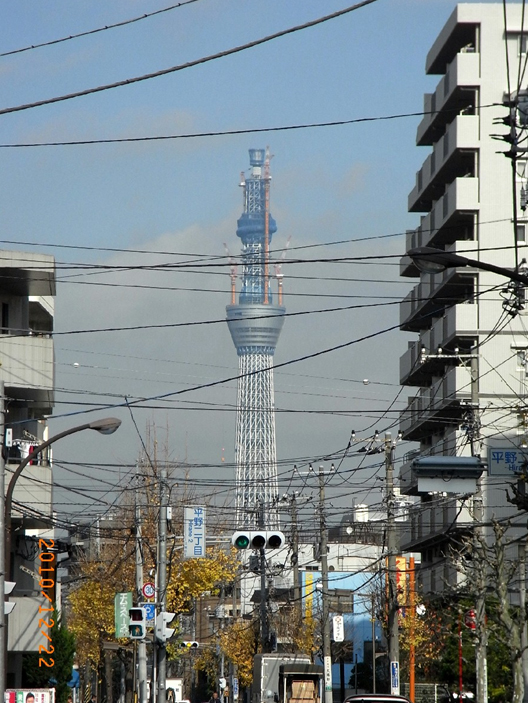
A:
517;224;526;243
520;34;528;55
1;303;8;333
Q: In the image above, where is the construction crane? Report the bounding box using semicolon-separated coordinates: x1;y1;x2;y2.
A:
274;236;291;307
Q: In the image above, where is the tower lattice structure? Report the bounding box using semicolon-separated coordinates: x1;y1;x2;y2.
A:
226;148;285;529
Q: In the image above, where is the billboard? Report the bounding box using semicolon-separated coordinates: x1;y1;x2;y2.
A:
6;691;55;703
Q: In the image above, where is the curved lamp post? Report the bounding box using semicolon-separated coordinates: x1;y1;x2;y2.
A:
4;416;122;577
0;416;121;699
407;245;528;285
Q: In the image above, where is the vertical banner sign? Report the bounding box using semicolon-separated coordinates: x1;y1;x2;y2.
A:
304;572;314;618
184;506;206;559
114;592;132;638
332;615;344;642
390;661;400;696
324;655;333;692
396;556;407;622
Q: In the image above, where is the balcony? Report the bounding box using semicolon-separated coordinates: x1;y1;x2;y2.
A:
400;305;478;385
409;115;479;212
416;51;480;147
403;497;474;551
400;265;476;331
401;178;479;278
418;559;468;596
0;251;55;297
7;464;53;519
400;367;472;440
0;333;54;406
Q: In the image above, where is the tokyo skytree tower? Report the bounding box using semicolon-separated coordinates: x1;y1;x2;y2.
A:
226;148;285;529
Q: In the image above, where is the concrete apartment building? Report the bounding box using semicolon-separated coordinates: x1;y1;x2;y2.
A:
399;4;528;595
1;250;56;685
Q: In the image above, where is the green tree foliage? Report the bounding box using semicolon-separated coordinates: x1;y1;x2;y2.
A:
23;609;76;703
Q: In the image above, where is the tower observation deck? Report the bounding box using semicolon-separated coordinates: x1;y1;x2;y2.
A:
226;148;285;528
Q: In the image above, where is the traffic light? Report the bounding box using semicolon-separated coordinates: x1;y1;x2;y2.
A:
180;641;199;649
231;531;285;550
155;611;176;642
128;607;147;639
5;581;15;615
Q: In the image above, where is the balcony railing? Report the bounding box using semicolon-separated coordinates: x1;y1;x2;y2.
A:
416;51;480;146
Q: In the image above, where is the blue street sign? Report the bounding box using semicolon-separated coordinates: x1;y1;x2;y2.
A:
140;602;156;622
390;661;399;695
488;445;527;475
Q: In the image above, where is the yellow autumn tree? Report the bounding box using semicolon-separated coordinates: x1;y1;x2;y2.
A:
166;548;238;614
67;527;136;664
217;619;259;687
68;443;239;669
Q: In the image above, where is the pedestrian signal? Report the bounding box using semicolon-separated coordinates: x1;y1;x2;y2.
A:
129;607;147;639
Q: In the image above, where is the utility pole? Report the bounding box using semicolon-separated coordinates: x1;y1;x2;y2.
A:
135;471;148;703
469;352;488;703
280;491;302;627
385;432;399;696
318;464;333;703
258;501;269;652
519;541;528;703
0;382;6;702
371;594;376;694
290;494;301;625
157;463;168;703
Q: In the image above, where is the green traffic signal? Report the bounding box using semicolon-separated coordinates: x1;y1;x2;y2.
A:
129;624;145;638
234;534;250;549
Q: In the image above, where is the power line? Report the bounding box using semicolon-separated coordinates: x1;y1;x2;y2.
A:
0;107;494;148
0;0;378;117
0;0;201;58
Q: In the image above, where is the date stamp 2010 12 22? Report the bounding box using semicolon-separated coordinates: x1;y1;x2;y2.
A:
37;538;56;668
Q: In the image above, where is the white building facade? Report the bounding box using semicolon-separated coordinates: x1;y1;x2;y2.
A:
1;250;56;686
399;4;528;595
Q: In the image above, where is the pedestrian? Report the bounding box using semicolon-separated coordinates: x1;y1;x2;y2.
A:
209;693;219;703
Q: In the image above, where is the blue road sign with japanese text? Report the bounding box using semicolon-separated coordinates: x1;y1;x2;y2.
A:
488;446;528;475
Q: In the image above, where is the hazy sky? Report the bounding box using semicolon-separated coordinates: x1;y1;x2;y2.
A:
0;0;508;528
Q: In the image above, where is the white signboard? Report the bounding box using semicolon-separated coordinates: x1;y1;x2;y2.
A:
332;615;344;642
324;655;332;692
488;446;528;475
184;506;206;559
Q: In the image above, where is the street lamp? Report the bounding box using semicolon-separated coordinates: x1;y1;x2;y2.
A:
4;416;122;574
0;415;121;700
407;246;528;285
